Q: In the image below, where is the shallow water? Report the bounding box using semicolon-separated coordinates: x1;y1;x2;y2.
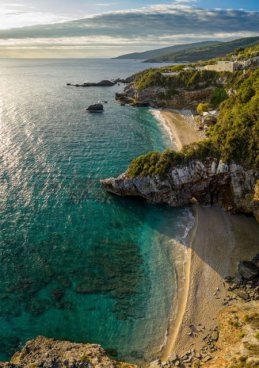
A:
0;59;192;363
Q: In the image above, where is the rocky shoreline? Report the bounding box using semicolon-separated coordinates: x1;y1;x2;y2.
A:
155;254;259;368
1;254;257;368
115;87;214;109
66;78;131;88
101;159;259;221
0;336;135;368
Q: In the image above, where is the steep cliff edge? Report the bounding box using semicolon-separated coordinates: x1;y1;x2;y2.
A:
0;336;135;368
101;159;259;220
109;55;258;220
116;85;215;109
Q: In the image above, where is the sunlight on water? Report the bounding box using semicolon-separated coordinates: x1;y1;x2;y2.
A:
0;59;191;363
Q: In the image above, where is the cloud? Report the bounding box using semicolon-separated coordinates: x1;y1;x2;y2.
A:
174;0;197;3
0;4;258;57
95;3;119;6
0;3;73;29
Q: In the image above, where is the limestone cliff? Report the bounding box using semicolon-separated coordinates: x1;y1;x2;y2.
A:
116;85;214;109
101;159;259;219
0;336;135;368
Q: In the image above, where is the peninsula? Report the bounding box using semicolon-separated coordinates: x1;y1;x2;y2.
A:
102;46;259;221
101;45;259;367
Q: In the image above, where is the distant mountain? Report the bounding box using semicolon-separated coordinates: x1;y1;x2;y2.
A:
115;41;220;60
144;36;259;63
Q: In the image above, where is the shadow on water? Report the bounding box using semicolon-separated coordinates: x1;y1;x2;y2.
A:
109;190;259;264
1;175;258;363
1;58;258;364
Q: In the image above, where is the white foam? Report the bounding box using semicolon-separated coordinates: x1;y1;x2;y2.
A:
149;108;175;145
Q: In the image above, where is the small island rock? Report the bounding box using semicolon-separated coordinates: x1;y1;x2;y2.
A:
86;104;104;113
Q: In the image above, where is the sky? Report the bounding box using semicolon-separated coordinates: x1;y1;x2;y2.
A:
0;0;259;58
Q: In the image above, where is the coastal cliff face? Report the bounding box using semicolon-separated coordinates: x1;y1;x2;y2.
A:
101;159;259;219
0;336;135;368
116;85;214;109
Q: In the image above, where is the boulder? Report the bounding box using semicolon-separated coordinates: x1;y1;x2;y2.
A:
238;261;259;281
86;104;104;113
235;289;249;300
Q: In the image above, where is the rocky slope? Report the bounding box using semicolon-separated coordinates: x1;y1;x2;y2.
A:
151;254;259;368
158;300;259;368
116;86;214;109
0;336;135;368
101;159;259;220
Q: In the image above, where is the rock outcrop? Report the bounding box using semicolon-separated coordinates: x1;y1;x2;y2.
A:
67;78;131;88
101;159;259;219
86;104;104;113
0;336;135;368
238;260;259;281
115;84;214;109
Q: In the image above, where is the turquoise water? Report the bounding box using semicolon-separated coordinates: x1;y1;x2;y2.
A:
0;59;191;363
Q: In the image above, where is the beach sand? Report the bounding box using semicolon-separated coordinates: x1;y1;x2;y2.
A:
156;110;259;361
153;109;204;150
162;206;259;360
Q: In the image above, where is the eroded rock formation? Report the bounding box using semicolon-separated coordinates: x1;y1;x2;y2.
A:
0;336;135;368
101;159;259;220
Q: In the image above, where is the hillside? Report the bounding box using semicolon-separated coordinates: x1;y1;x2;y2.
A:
145;36;259;62
115;41;220;60
103;46;259;220
124;69;259;172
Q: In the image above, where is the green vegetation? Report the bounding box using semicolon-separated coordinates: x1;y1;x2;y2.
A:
80;355;91;363
197;102;210;114
128;66;259;178
210;69;259;168
230;45;259;60
243;313;259;328
116;41;219;60
134;68;221;93
128;141;219;178
144;36;259;63
210;87;228;107
128;150;183;178
159;64;187;73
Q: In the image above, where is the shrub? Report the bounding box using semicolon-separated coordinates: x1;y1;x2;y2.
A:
197;102;210;115
210;87;228;107
80;355;90;363
182;140;220;161
127;150;185;178
209;69;259;169
127;141;219;178
134;69;220;92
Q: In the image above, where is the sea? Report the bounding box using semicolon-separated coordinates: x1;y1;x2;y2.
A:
0;58;193;363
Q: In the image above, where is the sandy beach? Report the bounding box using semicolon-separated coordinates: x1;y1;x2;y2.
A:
152;109;204;151
156;110;259;361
